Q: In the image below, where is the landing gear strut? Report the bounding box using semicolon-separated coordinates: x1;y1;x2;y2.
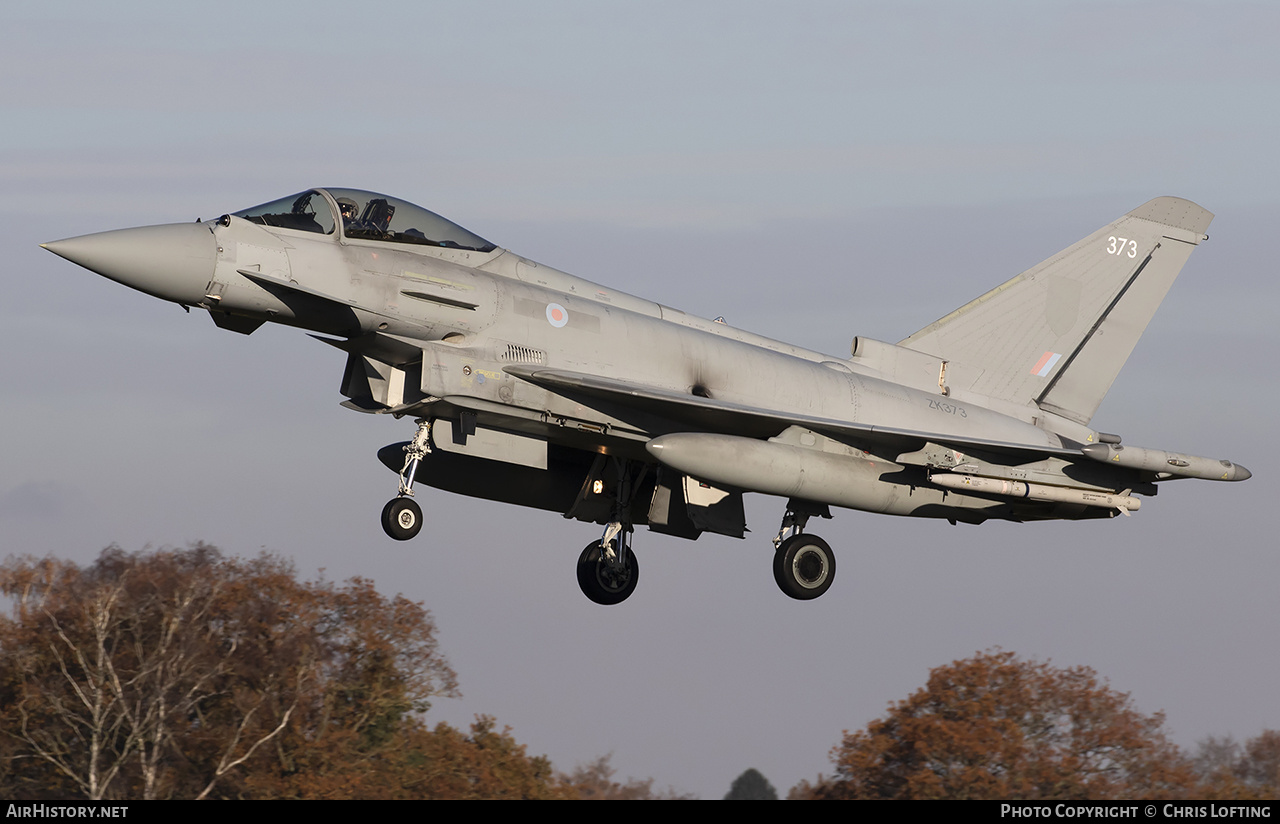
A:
772;502;836;600
382;419;431;541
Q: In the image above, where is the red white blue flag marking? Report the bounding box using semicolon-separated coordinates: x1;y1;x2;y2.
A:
1031;351;1061;377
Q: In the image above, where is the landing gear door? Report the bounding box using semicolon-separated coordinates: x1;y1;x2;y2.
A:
648;470;746;540
648;468;701;540
683;477;747;539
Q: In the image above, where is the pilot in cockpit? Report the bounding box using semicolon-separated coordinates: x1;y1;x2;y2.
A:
336;197;359;231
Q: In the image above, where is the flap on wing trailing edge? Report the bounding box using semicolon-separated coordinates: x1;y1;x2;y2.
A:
503;365;1080;462
899;197;1213;425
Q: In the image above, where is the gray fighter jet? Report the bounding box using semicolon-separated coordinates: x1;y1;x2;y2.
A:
43;190;1250;604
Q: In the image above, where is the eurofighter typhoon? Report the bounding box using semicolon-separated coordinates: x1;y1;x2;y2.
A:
43;190;1250;604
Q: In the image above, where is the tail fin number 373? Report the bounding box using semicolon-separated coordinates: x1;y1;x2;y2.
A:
1107;236;1138;258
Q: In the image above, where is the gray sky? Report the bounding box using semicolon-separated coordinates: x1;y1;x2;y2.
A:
2;0;1277;798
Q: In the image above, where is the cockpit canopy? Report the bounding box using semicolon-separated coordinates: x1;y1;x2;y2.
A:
231;188;497;253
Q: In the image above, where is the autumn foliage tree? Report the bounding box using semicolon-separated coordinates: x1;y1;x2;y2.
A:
0;545;462;799
800;650;1196;800
0;544;693;800
1192;731;1280;799
558;754;695;800
260;714;573;800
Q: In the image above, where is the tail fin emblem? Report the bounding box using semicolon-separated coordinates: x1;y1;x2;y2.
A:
1031;351;1062;377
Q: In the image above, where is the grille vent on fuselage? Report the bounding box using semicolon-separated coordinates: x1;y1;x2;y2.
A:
502;344;546;365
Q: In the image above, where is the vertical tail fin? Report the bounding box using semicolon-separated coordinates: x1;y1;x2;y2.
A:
899;197;1212;425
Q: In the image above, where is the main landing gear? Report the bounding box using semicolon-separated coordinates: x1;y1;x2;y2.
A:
577;523;639;606
772;503;836;600
572;457;646;605
381;419;431;541
374;421;642;606
376;420;837;604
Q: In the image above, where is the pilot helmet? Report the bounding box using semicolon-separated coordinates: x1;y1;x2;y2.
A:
336;197;359;221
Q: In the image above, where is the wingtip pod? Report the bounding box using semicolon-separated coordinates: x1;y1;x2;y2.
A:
1080;443;1251;482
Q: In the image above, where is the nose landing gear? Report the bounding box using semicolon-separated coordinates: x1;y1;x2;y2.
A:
382;419;431;541
382;497;423;541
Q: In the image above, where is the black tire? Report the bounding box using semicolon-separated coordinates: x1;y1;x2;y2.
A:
381;497;423;541
576;541;639;605
774;534;835;600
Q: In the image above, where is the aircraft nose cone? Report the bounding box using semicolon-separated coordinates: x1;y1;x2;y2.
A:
43;223;217;305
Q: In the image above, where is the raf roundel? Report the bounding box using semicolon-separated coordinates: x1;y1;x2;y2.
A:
546;302;568;328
